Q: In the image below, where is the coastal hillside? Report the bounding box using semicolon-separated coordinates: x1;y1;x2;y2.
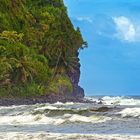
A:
0;0;87;99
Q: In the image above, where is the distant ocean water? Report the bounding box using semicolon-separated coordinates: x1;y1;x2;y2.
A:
0;96;140;140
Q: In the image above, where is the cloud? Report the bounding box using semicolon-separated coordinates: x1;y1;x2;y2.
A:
76;17;93;23
113;16;136;42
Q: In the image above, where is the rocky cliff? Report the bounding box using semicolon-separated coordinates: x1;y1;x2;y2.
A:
0;0;87;101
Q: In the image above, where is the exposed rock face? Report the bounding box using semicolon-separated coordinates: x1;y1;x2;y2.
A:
68;54;85;98
73;85;85;98
68;70;85;98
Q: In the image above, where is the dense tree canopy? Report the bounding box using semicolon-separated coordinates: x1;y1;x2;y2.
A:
0;0;87;97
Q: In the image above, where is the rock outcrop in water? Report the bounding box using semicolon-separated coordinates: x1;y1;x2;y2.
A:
0;0;87;103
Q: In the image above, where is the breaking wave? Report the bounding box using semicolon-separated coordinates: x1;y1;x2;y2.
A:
0;96;140;139
117;107;140;118
87;96;140;106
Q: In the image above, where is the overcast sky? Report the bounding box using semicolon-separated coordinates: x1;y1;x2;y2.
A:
64;0;140;96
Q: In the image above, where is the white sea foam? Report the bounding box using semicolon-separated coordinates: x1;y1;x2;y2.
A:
117;107;140;118
67;114;111;123
34;105;58;111
54;102;75;105
0;115;67;126
68;114;92;123
102;96;140;106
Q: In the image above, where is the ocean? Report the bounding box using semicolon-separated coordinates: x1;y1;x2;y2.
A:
0;96;140;140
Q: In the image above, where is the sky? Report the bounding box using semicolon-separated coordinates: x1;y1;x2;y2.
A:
64;0;140;96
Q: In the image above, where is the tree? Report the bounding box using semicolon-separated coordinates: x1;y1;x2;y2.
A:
0;57;12;86
11;56;37;83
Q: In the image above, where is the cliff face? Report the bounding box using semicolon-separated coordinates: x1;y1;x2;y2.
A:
0;0;86;99
68;56;84;98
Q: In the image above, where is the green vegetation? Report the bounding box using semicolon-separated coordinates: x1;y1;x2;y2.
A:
0;0;87;97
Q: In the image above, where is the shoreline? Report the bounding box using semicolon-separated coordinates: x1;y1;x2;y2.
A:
0;94;93;106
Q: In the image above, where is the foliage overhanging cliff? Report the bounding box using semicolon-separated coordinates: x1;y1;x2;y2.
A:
0;0;87;98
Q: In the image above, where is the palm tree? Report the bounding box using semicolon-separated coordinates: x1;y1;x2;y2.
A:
0;57;12;86
11;56;37;83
